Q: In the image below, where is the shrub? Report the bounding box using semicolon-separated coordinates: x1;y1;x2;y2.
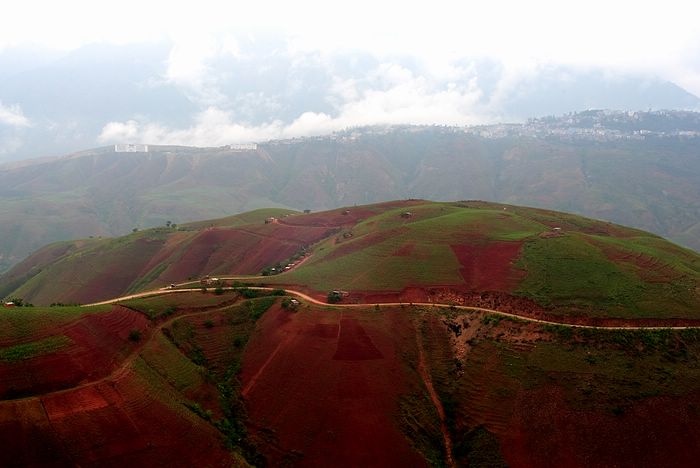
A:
128;329;142;342
214;287;224;295
204;319;215;328
327;291;342;303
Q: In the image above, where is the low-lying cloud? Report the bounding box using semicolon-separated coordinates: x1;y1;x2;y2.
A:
0;101;30;128
99;59;492;146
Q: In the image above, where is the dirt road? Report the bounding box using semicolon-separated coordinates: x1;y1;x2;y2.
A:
86;286;700;331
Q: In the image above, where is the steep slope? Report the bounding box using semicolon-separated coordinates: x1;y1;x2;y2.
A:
0;207;311;304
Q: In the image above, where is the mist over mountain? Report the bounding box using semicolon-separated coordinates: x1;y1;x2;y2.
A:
0;40;698;162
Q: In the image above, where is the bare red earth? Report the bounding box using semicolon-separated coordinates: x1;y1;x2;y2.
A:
0;306;149;399
240;306;428;467
161;224;332;282
503;386;700;467
451;241;524;292
0;371;233;467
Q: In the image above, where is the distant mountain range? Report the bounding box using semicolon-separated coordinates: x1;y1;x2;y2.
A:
0;41;698;161
1;110;700;273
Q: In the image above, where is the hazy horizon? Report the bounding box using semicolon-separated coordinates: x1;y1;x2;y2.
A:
2;0;700;160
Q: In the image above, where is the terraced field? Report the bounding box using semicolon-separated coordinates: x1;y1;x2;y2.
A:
0;291;271;466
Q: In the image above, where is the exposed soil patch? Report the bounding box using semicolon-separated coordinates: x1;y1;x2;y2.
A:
0;306;149;399
598;244;687;283
503;386;700;467
240;306;428;467
451;241;524;292
393;242;416;256
333;318;384;360
162;224;331;282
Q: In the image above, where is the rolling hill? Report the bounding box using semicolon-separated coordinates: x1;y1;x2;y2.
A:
2;113;700;274
3;201;700;466
4;200;700;324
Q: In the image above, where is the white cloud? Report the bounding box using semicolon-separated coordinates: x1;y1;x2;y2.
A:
0;101;30;127
2;1;700;92
98;61;490;147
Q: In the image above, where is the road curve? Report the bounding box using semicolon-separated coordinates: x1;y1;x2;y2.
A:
84;286;700;331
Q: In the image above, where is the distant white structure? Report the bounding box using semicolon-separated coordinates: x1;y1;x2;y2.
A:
115;144;149;153
229;143;258;151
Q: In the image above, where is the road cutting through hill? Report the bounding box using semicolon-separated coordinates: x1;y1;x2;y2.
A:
84;285;700;331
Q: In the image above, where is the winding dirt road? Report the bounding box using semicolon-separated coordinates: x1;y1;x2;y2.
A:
86;285;700;331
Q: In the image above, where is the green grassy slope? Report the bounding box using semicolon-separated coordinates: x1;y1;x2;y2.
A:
4;200;700;319
266;201;700;319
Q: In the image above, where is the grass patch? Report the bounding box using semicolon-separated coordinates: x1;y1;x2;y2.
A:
0;335;72;362
0;305;109;343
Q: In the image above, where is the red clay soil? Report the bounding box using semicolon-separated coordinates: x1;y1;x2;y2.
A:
362;286;432;304
240;306;428;467
451;241;525;292
0;306;149;399
67;238;166;304
161;225;332;282
502;386;700;467
596;242;687;283
0;369;234;467
393;242;416;257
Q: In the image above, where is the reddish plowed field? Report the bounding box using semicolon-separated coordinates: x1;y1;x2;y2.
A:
362;287;431;304
451;241;524;291
503;386;700;467
333;318;384;360
0;306;148;398
0;362;233;467
0;398;66;466
393;242;415;256
241;306;428;466
600;247;686;283
72;238;165;303
162;225;331;281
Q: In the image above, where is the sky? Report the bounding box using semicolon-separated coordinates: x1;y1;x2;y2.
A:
2;0;698;82
2;0;700;152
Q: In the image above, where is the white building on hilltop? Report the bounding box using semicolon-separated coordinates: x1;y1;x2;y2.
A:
229;143;258;151
115;144;149;153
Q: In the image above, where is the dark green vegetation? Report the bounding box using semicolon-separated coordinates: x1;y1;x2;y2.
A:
162;296;278;464
2;116;700;275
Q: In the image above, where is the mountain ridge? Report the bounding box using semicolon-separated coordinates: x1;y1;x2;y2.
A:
2;112;700;272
